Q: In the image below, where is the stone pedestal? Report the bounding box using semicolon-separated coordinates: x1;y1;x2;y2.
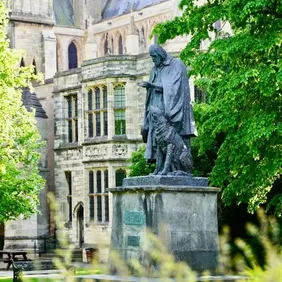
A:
109;175;220;273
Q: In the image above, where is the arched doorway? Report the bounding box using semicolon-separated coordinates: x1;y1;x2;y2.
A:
77;205;84;248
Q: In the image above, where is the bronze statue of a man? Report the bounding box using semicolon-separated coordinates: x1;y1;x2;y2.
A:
138;44;197;175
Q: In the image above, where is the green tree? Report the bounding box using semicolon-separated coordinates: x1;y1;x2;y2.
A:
0;2;44;222
128;145;155;177
154;0;282;214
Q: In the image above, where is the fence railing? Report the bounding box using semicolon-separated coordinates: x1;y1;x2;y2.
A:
3;233;57;255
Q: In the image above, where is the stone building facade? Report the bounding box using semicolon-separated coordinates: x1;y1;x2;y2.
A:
4;0;221;261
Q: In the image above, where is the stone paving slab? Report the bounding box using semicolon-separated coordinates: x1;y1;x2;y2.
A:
0;270;13;277
75;274;248;281
0;271;248;281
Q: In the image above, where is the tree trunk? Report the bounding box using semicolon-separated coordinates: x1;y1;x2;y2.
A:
0;223;4;258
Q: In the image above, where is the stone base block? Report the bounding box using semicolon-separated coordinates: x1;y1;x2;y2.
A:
123;175;209;187
110;177;220;273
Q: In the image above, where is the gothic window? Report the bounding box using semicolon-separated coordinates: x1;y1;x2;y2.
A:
66;95;78;143
194;86;208;104
111;37;114;54
32;58;37;75
140;26;146;48
65;171;72;222
68;42;78;69
115;169;126;187
114;84;126;135
88;169;109;222
87;86;108;137
56;41;61;72
118;34;123;55
104;34;109;55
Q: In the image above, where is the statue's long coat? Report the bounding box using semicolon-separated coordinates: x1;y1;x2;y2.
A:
143;54;197;160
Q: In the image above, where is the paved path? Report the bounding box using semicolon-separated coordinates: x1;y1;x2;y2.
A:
0;271;13;277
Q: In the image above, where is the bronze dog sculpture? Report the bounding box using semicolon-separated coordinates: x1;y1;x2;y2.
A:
150;106;193;175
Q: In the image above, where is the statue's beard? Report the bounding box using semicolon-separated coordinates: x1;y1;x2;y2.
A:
154;61;162;68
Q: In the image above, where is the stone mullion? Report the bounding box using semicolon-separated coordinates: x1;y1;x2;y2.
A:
100;85;105;136
82;87;87;140
94;170;97;222
101;169;105;222
107;81;114;139
108;165;114;225
99;86;103;136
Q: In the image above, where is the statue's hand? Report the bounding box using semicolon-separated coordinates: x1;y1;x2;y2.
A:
141;126;148;143
137;81;153;89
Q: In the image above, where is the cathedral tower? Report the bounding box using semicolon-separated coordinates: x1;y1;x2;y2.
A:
73;0;102;29
9;0;53;23
8;0;56;79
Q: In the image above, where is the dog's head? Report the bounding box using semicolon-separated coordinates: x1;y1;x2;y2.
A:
150;106;164;120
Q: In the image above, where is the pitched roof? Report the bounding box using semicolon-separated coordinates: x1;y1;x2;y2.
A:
102;0;168;19
53;0;167;25
53;0;74;26
22;88;48;119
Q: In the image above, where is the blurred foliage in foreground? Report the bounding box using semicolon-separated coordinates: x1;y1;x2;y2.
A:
22;198;282;281
220;208;282;282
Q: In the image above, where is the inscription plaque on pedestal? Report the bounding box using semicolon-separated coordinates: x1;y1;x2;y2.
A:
127;236;140;247
124;211;145;225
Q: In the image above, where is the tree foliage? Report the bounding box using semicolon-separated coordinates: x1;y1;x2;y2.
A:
0;3;44;222
154;0;282;214
128;145;155;177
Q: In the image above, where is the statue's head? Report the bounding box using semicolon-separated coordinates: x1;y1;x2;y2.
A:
149;44;167;67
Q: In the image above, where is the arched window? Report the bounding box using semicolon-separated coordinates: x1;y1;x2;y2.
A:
104;34;109;55
87;86;108;137
20;58;25;67
114;84;126;135
115;169;126;187
118;34;123;55
141;26;146;47
32;58;37;75
139;26;147;53
56;41;61;72
68;42;78;69
111;37;114;54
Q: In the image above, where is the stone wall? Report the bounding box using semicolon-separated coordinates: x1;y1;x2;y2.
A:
12;22;55;75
